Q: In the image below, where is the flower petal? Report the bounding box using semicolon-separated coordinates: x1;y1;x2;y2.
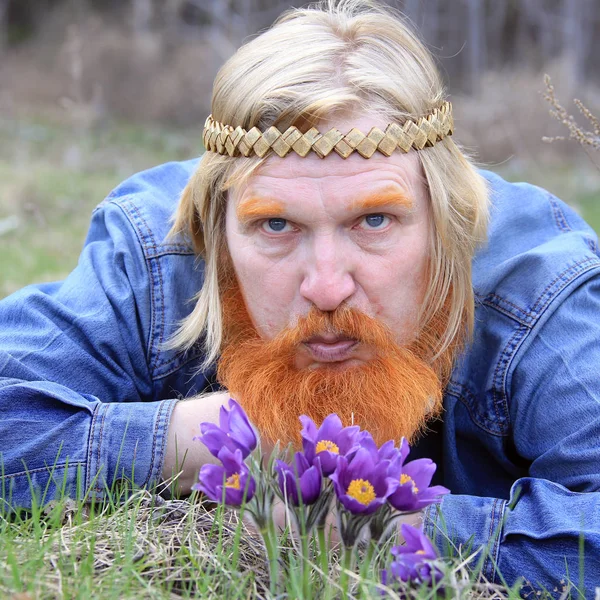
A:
403;458;436;490
378;440;399;462
276;461;299;505
227;399;257;452
354;430;378;459
217;446;244;471
399;523;424;552
300;415;318;460
317;413;343;441
345;447;376;480
299;465;322;504
196;463;226;502
414;485;450;508
336;424;362;454
294;451;311;474
341;497;370;514
387;484;420;512
299;415;318;441
399;437;410;463
197;427;236;457
315;451;339;476
225;472;256;506
329;471;345;501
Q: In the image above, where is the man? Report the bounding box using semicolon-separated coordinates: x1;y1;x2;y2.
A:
1;0;599;594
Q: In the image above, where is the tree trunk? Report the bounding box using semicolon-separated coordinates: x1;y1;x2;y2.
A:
132;0;153;34
0;0;8;51
465;0;484;94
562;0;583;86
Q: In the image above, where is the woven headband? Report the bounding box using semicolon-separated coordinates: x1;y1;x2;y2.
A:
203;101;453;159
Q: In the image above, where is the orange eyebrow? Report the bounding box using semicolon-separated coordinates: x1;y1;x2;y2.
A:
350;189;413;212
236;196;285;223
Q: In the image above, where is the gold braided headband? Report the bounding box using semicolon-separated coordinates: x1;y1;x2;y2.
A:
203;101;453;159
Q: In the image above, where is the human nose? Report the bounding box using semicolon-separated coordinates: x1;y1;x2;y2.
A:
299;235;357;312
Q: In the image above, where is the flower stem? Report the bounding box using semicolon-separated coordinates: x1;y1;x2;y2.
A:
358;540;378;598
364;540;376;574
316;526;331;600
339;544;354;598
300;529;311;598
260;523;280;596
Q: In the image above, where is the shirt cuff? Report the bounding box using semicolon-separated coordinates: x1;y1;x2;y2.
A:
86;398;178;498
422;493;507;583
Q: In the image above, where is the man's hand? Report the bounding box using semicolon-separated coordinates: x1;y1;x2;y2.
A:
162;391;231;495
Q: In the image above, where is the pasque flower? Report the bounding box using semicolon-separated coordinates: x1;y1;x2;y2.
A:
330;447;398;515
275;451;322;506
382;524;443;586
355;432;411;464
300;413;361;476
387;458;449;512
195;398;258;459
193;447;256;506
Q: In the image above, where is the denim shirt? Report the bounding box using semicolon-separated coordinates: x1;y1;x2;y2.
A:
1;159;600;594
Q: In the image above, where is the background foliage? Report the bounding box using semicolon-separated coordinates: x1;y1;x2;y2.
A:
0;0;599;297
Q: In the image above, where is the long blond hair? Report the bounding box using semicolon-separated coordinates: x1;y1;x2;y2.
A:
170;0;489;370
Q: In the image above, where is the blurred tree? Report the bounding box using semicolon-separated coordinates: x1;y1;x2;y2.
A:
0;0;8;50
1;0;598;93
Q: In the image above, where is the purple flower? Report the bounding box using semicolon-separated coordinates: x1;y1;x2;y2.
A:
275;451;322;506
193;447;256;506
387;458;449;512
300;414;361;476
384;524;443;585
376;439;401;462
195;398;258;459
355;433;411;465
330;447;398;515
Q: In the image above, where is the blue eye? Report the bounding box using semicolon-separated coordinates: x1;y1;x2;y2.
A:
363;214;388;229
263;218;288;233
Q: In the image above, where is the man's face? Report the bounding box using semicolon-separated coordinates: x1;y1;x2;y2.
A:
225;116;431;368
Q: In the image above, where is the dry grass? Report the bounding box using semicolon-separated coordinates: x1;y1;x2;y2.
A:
2;491;271;599
451;59;600;166
50;495;269;598
542;74;600;169
0;488;524;599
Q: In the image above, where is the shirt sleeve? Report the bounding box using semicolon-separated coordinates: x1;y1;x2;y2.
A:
0;198;178;510
422;272;600;596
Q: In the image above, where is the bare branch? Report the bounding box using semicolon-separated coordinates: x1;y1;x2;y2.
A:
543;74;600;151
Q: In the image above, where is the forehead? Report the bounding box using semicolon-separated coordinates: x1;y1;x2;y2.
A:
232;143;425;209
228;112;429;216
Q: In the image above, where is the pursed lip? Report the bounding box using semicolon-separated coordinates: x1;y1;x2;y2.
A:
303;334;358;362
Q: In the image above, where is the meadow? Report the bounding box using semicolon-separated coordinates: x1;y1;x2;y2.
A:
0;483;525;600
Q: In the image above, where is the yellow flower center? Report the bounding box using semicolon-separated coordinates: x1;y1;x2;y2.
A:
400;473;419;494
316;439;340;454
416;550;425;555
225;473;241;490
346;478;376;506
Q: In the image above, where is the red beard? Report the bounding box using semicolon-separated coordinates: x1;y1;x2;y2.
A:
217;283;458;447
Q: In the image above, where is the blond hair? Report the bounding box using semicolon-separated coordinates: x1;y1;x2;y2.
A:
170;0;489;370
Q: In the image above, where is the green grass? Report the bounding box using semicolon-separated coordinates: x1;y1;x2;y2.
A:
0;480;526;600
0;116;202;298
495;162;600;233
577;188;600;232
0;491;263;599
